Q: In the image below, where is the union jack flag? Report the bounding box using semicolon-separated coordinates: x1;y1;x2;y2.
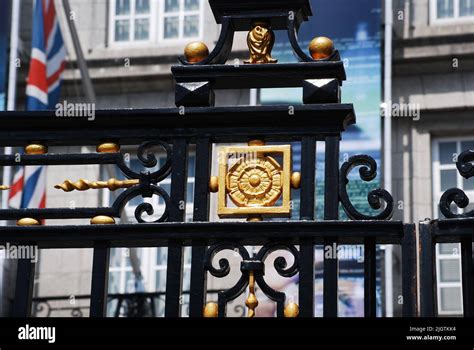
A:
9;0;66;209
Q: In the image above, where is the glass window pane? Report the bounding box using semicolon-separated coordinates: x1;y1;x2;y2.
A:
439;142;456;164
164;16;179;38
125;271;135;293
460;0;474;16
184;0;200;11
155;270;166;291
156;247;168;265
134;18;150;40
441;169;457;191
183;15;199;37
116;0;130;15
439;260;461;282
188;156;196;177
437;0;454;18
108;272;121;293
110;248;122;267
439;243;460;255
461;141;474;152
463;177;474;191
165;0;180;12
135;0;150;14
115;19;130;41
186;183;194;203
440;287;462;312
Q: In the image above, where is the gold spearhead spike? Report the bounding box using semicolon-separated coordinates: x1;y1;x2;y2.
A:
54;178;139;192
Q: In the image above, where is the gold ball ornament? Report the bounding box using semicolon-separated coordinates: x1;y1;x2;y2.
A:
90;216;115;225
309;36;335;60
17;218;41;226
203;302;218;317
291;172;301;189
184;41;209;63
209;176;219;193
25;143;48;155
96;143;120;153
284;302;299;318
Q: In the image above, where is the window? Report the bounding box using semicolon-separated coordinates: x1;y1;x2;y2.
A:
102;150;196;316
109;0;203;45
161;0;202;40
110;0;153;43
431;0;474;24
432;138;474;315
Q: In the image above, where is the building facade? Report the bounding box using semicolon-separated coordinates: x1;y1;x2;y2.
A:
391;0;474;315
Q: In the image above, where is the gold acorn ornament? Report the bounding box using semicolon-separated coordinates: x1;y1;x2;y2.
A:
184;41;209;63
309;36;335;60
244;21;277;64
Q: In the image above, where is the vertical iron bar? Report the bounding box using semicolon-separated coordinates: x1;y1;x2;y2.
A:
90;242;110;317
298;136;316;317
364;237;376;317
12;258;36;317
165;138;188;317
461;236;474;317
401;224;417;317
419;221;436;317
189;138;211;317
323;136;340;317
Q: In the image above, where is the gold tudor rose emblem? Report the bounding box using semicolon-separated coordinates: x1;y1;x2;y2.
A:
210;140;300;220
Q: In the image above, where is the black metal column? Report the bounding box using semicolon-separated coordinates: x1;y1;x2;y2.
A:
165;138;188;317
90;242;110;317
298;136;316;317
189;138;211;317
12;258;36;317
323;136;340;317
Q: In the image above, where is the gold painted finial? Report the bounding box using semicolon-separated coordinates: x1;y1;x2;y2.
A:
97;143;120;153
309;36;335;60
291;172;301;189
244;22;277;64
90;216;115;225
203;302;218;318
284;302;299;318
184;41;209;63
25;143;47;155
245;271;258;317
0;185;10;190
209;176;219;193
54;178;139;192
17;218;41;226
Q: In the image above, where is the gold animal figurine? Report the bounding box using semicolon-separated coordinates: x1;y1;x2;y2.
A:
244;22;277;64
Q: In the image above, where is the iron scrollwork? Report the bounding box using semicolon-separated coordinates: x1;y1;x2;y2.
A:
204;241;299;317
439;150;474;218
339;155;394;220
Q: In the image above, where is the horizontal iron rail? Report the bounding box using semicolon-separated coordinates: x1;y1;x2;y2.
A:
0;105;354;146
430;219;474;242
172;62;346;89
0;221;405;248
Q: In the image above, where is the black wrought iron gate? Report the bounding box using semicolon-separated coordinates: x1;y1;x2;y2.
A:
0;0;472;318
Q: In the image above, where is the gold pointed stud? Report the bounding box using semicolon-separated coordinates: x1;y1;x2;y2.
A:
90;216;115;225
17;218;41;226
203;302;218;318
25;143;48;155
97;143;120;153
284;302;299;318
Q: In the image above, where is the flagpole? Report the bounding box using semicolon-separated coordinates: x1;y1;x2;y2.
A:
2;0;21;210
61;0;96;103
